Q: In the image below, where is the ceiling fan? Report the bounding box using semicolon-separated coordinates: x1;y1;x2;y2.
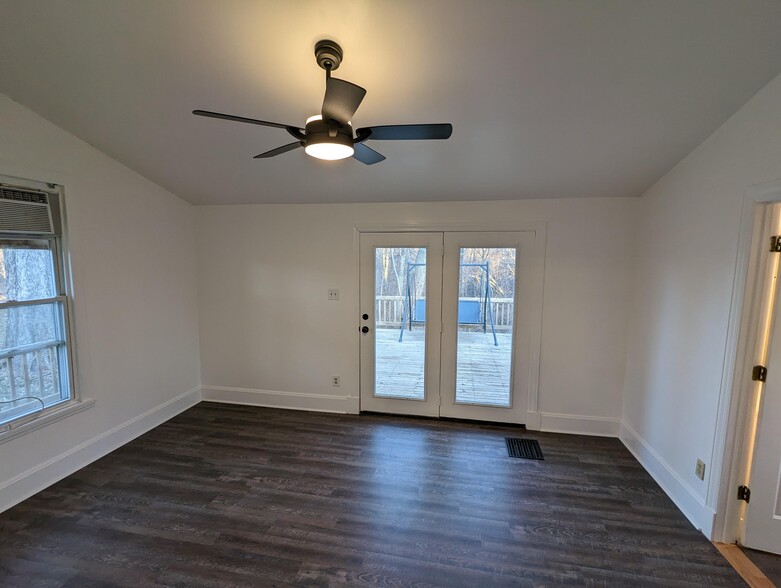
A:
193;40;452;165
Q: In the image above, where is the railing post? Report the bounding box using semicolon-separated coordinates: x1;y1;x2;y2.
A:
7;357;17;400
22;354;31;397
36;349;44;396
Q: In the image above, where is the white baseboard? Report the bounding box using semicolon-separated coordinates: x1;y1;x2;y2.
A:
620;421;716;537
201;385;357;414
530;411;621;437
0;386;201;514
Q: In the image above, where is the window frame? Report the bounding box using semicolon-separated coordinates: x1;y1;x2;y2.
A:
0;176;86;441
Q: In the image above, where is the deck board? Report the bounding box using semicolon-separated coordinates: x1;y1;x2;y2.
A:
375;327;513;405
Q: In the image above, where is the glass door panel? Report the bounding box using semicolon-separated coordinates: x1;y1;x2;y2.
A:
455;247;516;407
374;246;426;400
359;233;442;417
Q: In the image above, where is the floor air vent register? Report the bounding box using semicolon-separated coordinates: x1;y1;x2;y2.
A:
505;437;544;460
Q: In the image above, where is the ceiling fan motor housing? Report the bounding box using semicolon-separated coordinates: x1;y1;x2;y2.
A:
315;39;343;71
304;117;352;150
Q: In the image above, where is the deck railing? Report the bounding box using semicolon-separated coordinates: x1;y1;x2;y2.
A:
0;341;62;420
375;296;514;330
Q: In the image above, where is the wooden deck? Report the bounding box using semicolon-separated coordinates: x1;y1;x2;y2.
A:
374;327;513;405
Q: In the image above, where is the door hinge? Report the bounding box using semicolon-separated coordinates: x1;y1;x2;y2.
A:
771;236;781;252
752;365;768;382
737;485;751;503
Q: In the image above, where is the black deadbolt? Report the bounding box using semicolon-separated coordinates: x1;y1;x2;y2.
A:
362;313;369;320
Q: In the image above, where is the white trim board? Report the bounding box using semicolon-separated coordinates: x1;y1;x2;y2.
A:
200;389;618;436
533;411;621;437
0;397;96;445
0;386;201;514
620;421;716;536
353;220;549;234
201;385;358;414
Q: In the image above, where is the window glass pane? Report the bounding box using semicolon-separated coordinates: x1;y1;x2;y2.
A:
0;240;56;302
0;303;60;350
374;247;427;400
0;348;64;422
0;302;67;425
455;247;516;407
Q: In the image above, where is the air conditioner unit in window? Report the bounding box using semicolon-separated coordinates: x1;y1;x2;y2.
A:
0;186;56;235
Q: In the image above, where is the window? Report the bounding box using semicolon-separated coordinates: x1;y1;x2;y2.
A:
0;182;76;430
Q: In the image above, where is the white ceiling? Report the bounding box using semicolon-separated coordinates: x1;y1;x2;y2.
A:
1;1;780;205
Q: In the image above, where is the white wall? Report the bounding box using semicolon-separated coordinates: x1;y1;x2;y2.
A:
0;94;201;511
196;198;637;434
621;73;781;536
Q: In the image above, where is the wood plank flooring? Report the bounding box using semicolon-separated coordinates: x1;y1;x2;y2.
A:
0;403;745;587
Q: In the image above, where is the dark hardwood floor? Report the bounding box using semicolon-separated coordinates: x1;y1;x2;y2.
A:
0;403;744;587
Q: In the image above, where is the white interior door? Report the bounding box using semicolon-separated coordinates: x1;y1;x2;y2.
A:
743;281;781;554
359;233;443;417
439;232;534;424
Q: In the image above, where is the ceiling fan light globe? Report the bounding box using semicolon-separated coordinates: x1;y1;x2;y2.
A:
305;142;354;160
304;115;354;160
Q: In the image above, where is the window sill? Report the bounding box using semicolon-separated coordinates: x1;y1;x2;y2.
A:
0;397;96;445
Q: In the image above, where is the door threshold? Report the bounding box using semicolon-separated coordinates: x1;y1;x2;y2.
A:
712;542;775;588
359;410;526;429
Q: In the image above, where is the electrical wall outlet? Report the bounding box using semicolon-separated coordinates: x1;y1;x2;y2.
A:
695;459;706;480
332;375;340;387
327;289;339;301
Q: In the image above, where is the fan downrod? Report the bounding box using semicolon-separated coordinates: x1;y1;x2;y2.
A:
315;39;343;71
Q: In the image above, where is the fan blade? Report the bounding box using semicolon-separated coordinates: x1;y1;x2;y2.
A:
357;123;453;141
253;142;302;159
193;110;301;131
352;143;386;165
321;78;366;125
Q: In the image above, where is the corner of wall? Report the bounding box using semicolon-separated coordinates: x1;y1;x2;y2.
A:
0;386;201;513
619;420;716;536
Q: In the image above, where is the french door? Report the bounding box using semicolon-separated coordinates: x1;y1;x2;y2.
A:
359;233;443;417
359;231;534;424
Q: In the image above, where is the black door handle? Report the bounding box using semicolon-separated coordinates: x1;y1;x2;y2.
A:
361;326;369;333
